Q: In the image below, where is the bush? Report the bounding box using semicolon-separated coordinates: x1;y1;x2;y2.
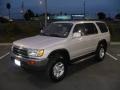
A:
0;21;40;42
107;21;120;41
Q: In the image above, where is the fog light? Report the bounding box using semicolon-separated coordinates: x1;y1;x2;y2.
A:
27;60;36;65
15;59;21;66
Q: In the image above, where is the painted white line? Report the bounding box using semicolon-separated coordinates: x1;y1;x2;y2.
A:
117;54;120;57
0;52;10;60
106;52;118;61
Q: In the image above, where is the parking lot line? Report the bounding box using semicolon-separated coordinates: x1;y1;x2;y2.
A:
0;52;9;60
106;52;118;61
117;54;120;57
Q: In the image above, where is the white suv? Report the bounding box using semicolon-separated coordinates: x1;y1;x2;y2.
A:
11;21;110;82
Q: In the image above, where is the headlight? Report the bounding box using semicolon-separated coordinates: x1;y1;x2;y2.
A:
27;49;44;57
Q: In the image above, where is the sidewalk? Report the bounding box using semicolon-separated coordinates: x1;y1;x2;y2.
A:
0;42;120;46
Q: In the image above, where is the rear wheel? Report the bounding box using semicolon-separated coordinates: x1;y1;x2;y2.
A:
46;54;67;82
95;44;106;61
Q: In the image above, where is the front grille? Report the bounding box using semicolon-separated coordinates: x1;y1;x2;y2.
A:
13;46;28;58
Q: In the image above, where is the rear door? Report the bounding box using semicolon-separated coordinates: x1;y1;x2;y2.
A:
81;23;99;54
68;23;99;59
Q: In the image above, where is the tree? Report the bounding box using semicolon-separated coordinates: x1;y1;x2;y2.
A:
60;11;63;15
106;17;113;21
6;3;11;19
115;13;120;20
64;13;67;15
24;9;35;20
97;12;106;20
35;14;39;17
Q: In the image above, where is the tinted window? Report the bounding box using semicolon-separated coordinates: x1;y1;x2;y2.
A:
96;23;108;33
84;23;98;35
73;24;84;33
40;23;73;38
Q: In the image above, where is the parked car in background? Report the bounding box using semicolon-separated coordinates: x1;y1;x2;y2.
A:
0;17;13;23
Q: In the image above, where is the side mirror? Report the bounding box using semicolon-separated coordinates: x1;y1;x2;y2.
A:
73;31;82;38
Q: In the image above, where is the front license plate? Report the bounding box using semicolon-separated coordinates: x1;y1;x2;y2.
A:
14;59;21;66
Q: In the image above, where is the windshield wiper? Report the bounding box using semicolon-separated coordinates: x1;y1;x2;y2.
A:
40;33;49;36
49;34;61;37
40;33;62;37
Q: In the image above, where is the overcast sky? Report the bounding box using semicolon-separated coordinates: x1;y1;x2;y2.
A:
0;0;120;19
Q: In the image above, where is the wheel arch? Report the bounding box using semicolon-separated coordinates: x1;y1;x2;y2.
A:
47;49;70;64
97;39;107;51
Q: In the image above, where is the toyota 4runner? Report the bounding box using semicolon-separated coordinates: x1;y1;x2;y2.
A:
11;21;110;82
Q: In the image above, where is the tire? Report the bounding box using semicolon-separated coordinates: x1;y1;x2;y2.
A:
95;44;106;61
46;53;67;82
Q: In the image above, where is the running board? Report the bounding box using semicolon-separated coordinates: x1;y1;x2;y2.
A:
70;52;95;64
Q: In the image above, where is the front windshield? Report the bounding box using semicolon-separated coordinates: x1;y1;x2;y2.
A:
40;23;73;38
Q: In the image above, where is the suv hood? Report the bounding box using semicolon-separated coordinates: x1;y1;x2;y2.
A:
13;35;66;49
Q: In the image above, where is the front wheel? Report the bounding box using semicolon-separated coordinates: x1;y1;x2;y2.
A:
46;54;67;82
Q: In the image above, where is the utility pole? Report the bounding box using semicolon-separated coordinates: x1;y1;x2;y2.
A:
20;0;24;19
45;0;48;27
83;0;86;19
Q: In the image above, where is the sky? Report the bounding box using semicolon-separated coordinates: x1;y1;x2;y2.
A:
0;0;120;19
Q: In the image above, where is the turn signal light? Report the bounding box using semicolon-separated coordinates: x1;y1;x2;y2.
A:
27;60;36;65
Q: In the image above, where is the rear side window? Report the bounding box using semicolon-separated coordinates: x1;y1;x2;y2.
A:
84;23;98;35
96;22;108;33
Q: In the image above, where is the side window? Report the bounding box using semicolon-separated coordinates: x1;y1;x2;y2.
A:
73;24;84;33
96;22;108;33
84;23;98;35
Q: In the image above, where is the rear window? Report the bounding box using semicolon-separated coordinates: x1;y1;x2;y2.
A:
96;22;108;33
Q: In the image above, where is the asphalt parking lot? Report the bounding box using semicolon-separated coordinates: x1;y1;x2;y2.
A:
0;45;120;90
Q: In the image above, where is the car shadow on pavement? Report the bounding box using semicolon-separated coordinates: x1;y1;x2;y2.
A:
67;58;100;76
25;58;101;89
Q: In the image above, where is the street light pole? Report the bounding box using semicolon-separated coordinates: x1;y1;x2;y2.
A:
8;8;10;19
45;0;48;27
6;3;11;19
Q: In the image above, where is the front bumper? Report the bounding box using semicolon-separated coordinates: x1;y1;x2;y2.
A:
11;52;48;71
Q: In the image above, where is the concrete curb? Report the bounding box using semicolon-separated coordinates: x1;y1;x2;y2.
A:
110;42;120;45
0;43;12;46
0;42;120;46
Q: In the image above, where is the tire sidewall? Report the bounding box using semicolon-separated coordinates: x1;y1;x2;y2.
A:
96;44;106;60
47;54;67;82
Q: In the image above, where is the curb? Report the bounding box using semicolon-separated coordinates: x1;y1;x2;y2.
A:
110;42;120;45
